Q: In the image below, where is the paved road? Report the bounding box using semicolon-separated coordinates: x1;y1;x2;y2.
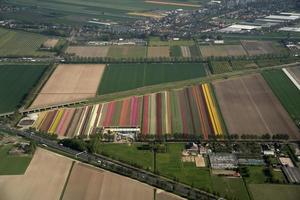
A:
0;125;221;200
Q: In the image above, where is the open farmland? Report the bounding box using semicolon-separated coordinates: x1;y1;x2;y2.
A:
30;83;225;139
31;64;106;108
149;37;196;46
210;61;232;74
0;28;52;57
0;64;47;114
65;46;109;57
0;148;73;200
7;0;198;23
241;40;284;56
107;46;147;58
63;163;155;200
283;66;300;89
213;74;299;138
230;60;258;70
170;46;182;57
148;47;170;58
98;63;207;94
199;45;247;58
262;69;300;123
249;184;300;200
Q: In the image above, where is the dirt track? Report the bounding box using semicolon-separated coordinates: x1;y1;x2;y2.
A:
213;74;299;138
0;148;72;200
31;64;106;108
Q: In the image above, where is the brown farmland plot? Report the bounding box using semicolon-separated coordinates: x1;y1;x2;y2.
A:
241;40;282;56
148;46;170;58
65;46;109;57
0;148;72;200
199;45;247;58
181;46;191;57
213;74;299;138
63;163;154;200
31;64;106;108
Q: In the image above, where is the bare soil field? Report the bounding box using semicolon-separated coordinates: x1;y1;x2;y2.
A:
156;190;185;200
181;46;191;57
63;162;154;200
199;45;247;58
213;74;299;138
0;148;72;200
241;40;281;56
43;39;59;48
148;46;170;58
66;46;109;57
31;64;106;108
145;1;201;7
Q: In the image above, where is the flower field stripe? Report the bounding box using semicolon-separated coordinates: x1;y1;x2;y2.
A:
130;96;139;126
66;108;83;137
171;91;183;134
49;109;64;134
142;95;149;135
86;105;98;136
92;104;102;134
187;87;202;135
156;93;162;135
56;109;69;136
166;91;172;134
183;88;195;135
185;88;196;134
137;96;143;127
98;103;108;127
161;92;167;134
193;86;209;139
202;84;218;134
34;112;46;130
40;111;57;133
75;107;88;136
112;101;122;126
149;93;157;135
120;99;130;126
178;90;189;135
61;109;75;136
103;101;115;127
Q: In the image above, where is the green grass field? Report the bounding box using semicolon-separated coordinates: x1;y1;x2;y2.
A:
0;64;47;113
98;63;207;94
99;143;251;199
0;145;32;175
249;184;300;200
170;46;182;57
0;28;52;57
262;69;300;122
212;176;250;200
230;60;258;70
210;61;232;74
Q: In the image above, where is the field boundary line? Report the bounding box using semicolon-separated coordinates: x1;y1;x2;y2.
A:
59;161;75;200
282;68;300;90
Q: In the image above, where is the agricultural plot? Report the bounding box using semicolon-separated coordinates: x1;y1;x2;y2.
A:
107;46;147;58
213;74;300;138
170;46;182;57
249;184;300;200
149;37;196;46
262;69;300;123
65;46;109;57
0;64;47;114
180;46;191;57
142;84;225;138
32;96;143;137
241;40;284;56
63;163;155;200
98;63;207;95
283;66;300;90
210;61;232;74
199;45;247;58
31;83;224;139
42;39;59;49
0;148;73;200
31;64;106;108
147;47;170;58
230;60;258;70
0;145;32;175
0;28;52;57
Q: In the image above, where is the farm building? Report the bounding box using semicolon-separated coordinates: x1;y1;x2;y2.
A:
209;153;238;169
238;158;265;166
101;127;140;141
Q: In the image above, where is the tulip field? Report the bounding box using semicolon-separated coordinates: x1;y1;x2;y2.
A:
31;83;225;139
